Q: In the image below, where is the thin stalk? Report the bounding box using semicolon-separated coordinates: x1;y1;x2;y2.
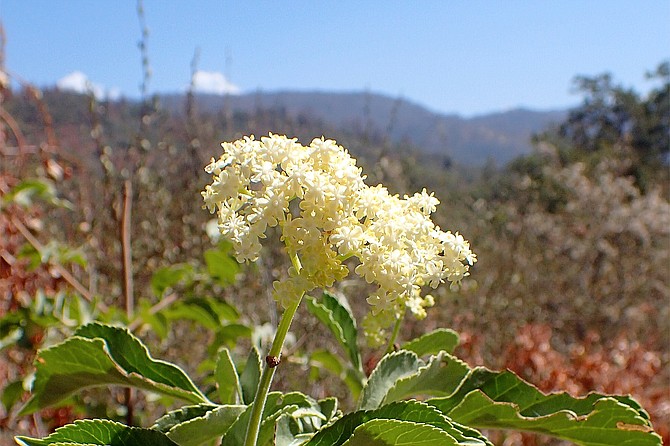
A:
121;180;135;426
385;312;404;354
243;252;303;446
244;296;303;446
121;180;134;318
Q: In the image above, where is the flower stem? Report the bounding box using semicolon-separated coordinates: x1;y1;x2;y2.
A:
385;312;404;354
243;253;303;446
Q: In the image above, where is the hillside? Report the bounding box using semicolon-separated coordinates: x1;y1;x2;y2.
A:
161;90;567;166
4;87;565;166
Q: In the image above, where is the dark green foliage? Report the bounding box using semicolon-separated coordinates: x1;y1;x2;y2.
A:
17;323;662;445
540;61;669;164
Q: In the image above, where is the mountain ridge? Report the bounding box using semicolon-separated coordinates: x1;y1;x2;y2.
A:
160;90;566;165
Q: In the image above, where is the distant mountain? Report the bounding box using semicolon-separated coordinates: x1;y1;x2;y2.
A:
161;90;567;166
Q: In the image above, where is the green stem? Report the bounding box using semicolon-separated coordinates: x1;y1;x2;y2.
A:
243;252;304;446
385;312;404;354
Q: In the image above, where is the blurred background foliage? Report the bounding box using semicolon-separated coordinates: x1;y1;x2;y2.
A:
1;47;668;445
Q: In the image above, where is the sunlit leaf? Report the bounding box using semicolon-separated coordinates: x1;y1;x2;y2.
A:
20;323;208;415
306;292;362;373
0;327;23;351
358;350;421;410
401;328;459;356
153;403;218;433
341;419;459;445
382;351;470;404
352;346;661;445
15;419;179;445
208;298;240;322
239;346;262;405
219;392;327;446
310;349;343;376
429;368;662;446
276;412;314;446
306;400;490;446
256;392;327;446
318;397;338;424
220;392;283;446
154;404;246;446
215;348;243;404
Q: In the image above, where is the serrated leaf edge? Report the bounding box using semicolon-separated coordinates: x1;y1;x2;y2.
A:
381;351;471;406
358;350;422;410
76;323;209;402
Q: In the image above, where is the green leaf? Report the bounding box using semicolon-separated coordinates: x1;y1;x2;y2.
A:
137;300;169;340
310;349;344;375
358;350;421;410
0;327;23;351
341;419;459;445
151;264;194;297
204;244;239;286
75;323;206;396
306;400;490;446
382;352;470;405
220;392;326;446
401;328;459;356
429;368;663;446
153;404;218;433
318;397;338;424
1;379;25;412
220;392;283;446
163;299;221;330
150;296;238;330
15;419;179;445
215;348;243;404
353;347;660;444
274;397;339;445
256;392;327;446
306;292;362;373
216;323;252;344
158;404;247;446
309;350;363;400
276;413;314;446
3;179;71;209
239;346;262;405
20;323;208;415
18;241;87;269
208;299;240;322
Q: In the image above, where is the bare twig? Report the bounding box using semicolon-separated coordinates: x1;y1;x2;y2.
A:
127;292;179;332
122;1;152;424
0;106;28;151
10;215;107;312
187;47;202;176
121;179;134;319
31;413;45;439
136;0;152;139
25;86;58;156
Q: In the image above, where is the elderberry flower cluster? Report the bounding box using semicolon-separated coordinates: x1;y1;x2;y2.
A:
202;134;476;344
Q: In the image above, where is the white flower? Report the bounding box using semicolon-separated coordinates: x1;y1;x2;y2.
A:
202;134;476;344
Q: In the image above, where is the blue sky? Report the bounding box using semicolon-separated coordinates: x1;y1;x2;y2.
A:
1;1;668;116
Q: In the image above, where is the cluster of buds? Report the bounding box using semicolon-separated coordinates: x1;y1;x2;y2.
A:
202;134;475;344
